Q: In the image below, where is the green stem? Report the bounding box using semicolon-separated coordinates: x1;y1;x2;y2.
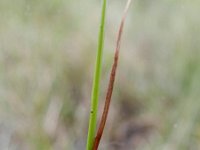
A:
86;0;107;150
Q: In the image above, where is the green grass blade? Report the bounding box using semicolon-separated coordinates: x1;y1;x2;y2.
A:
86;0;107;150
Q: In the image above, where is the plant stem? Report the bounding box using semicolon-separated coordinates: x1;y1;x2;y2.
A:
86;0;107;150
92;0;132;149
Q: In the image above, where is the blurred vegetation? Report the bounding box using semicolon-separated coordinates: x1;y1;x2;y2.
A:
0;0;200;150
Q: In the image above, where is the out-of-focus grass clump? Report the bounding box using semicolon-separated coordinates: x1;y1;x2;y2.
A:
0;0;199;150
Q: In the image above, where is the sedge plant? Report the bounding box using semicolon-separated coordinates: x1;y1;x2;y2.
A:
92;0;132;149
86;0;107;150
86;0;132;149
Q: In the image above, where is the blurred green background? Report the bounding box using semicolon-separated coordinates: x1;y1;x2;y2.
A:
0;0;200;150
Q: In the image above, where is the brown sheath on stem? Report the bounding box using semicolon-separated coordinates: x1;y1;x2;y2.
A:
92;0;132;150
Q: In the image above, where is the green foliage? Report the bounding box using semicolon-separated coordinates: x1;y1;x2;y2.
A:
86;0;107;149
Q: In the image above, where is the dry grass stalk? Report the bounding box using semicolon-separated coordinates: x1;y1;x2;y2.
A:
92;0;132;149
